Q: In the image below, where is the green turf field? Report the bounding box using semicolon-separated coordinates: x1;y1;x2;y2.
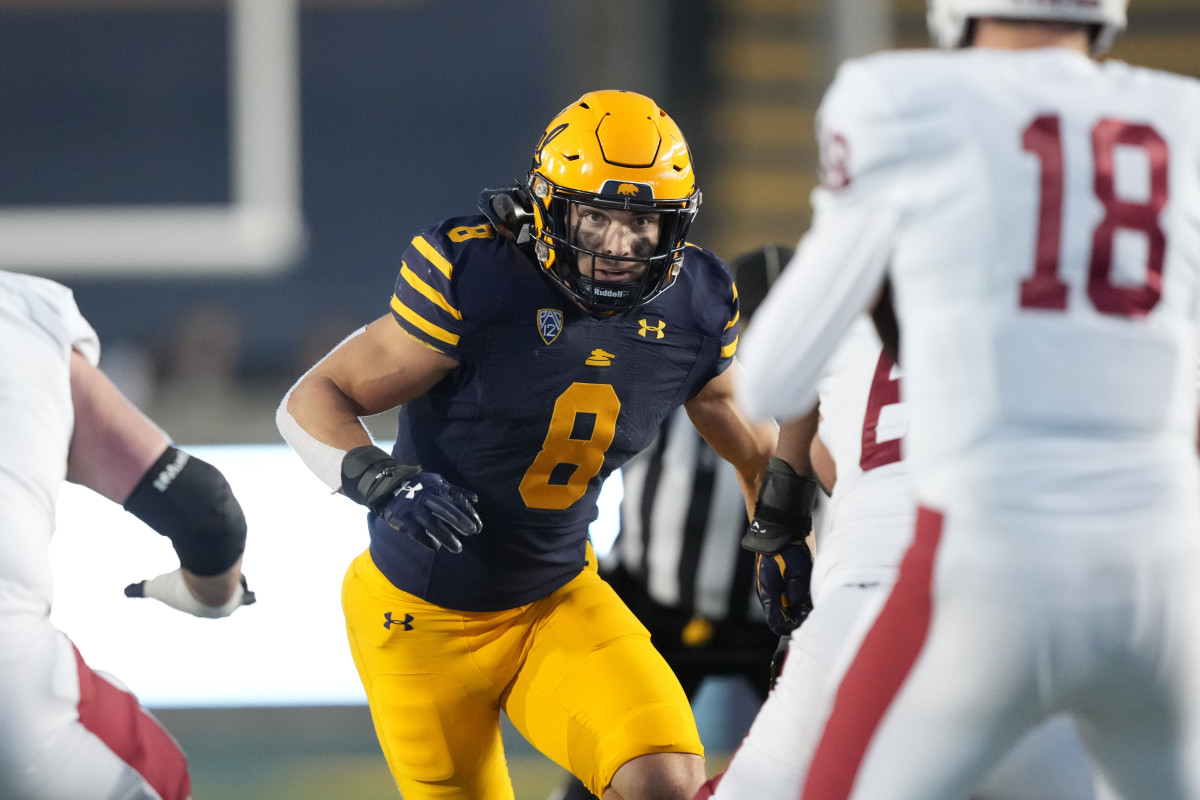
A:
156;686;754;800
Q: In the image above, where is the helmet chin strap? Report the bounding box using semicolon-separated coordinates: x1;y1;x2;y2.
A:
574;271;639;308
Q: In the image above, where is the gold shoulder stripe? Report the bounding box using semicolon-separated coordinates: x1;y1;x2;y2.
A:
413;235;454;280
721;336;738;358
401;262;462;321
391;295;460;346
724;284;740;330
393;319;451;354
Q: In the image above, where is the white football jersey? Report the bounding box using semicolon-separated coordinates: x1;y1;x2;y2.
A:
0;272;99;615
811;317;914;603
740;48;1200;513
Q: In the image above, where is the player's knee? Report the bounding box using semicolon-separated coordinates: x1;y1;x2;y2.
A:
598;702;704;798
607;751;705;800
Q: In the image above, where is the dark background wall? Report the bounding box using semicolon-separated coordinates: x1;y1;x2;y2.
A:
0;2;555;381
0;1;719;407
4;1;1197;438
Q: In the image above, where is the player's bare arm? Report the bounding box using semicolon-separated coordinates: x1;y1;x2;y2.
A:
285;313;457;451
66;349;170;503
810;427;836;494
774;407;821;482
685;361;776;518
281;314;480;554
67;350;248;611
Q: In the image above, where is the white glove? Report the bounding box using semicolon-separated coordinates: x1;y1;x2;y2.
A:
124;569;255;619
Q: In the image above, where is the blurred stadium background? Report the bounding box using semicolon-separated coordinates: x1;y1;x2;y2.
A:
5;0;1196;797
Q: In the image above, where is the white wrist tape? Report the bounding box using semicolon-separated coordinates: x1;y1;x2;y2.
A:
142;568;245;619
275;326;369;491
276;391;347;491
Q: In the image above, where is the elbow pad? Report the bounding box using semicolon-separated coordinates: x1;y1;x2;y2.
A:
124;447;248;576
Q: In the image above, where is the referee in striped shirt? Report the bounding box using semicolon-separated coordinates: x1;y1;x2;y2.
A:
553;245;793;800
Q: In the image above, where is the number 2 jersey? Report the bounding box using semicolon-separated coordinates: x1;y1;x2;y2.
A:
371;217;738;611
740;47;1200;517
811;317;913;605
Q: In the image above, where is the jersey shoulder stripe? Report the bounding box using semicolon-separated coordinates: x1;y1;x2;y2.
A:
389;216;500;355
674;243;739;365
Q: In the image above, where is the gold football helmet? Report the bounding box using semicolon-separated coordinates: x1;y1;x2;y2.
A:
527;90;701;313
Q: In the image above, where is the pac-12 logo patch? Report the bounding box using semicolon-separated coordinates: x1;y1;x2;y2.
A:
538;308;564;345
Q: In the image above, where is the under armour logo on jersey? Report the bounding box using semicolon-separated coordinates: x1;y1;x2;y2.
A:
585;348;616;366
395;481;422;499
538;308;563;345
383;612;414;631
638;319;666;339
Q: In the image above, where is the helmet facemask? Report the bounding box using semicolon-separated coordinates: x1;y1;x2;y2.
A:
532;178;697;314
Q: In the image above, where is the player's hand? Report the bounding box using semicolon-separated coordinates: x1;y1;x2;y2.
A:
376;471;482;553
754;542;813;637
341;446;482;554
125;570;255;619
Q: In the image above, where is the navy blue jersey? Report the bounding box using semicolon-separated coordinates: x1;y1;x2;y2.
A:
368;215;739;611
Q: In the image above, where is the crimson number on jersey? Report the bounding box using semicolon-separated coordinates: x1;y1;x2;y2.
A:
1019;115;1168;317
860;349;902;471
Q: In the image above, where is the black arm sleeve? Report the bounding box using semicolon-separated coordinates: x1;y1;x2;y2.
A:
123;447;247;576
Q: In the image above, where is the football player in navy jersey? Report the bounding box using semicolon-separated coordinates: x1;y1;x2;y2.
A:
277;90;776;800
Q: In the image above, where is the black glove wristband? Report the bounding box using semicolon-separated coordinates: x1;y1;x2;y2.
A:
741;457;821;554
340;445;421;514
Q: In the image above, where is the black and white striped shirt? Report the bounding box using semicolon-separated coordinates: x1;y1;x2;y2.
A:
601;408;766;626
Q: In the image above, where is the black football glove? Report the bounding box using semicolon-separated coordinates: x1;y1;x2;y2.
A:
742;457;820;636
755;545;814;636
341;445;482;553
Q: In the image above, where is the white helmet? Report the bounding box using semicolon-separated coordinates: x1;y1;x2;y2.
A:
927;0;1128;55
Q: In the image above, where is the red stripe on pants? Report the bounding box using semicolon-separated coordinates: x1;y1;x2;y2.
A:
73;645;191;800
693;771;723;799
801;506;944;800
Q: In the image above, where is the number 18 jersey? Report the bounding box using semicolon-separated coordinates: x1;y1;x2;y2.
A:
744;47;1200;515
